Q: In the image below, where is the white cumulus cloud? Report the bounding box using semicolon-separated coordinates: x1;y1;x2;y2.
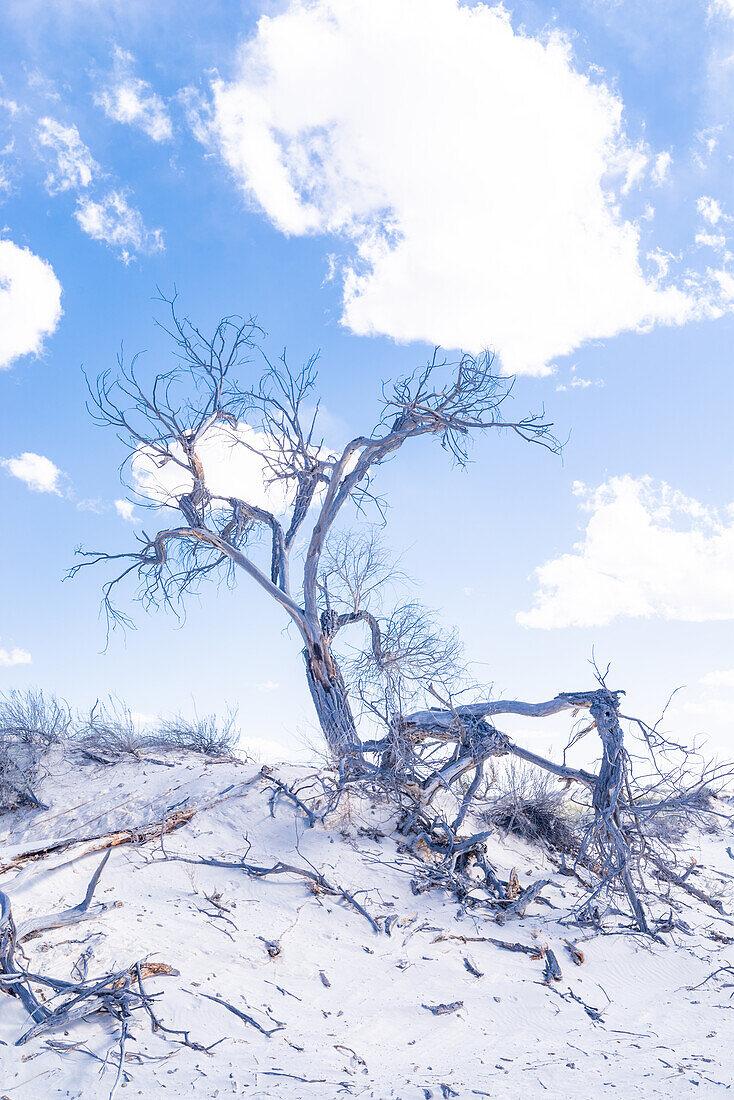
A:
207;0;707;375
1;452;64;494
710;1;734;18
651;151;672;184
95;47;173;143
0;644;32;668
256;680;280;693
37;117;98;193
0;240;62;369
518;475;734;628
131;423;293;515
700;668;734;688
75;190;163;261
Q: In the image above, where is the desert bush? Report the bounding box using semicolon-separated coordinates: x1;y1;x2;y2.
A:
0;689;71;811
76;698;240;760
75;698;150;760
0;734;44;811
481;758;579;853
637;783;723;844
151;709;240;757
0;688;71;744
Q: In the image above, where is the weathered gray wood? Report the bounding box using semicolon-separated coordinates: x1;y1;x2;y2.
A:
404;691;607;732
543;949;563;982
16;850;118;941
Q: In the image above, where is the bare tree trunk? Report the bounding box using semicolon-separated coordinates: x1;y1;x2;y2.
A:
303;640;360;760
588;690;651;934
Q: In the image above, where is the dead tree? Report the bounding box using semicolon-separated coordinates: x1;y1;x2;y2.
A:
70;295;557;760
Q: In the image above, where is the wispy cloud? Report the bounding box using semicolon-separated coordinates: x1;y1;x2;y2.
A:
651;151;672;184
75;190;164;261
114;498;139;522
33;109;163;262
697;195;724;225
556;376;605;392
256;680;280;693
36;117;98;193
0;239;63;369
700;668;734;688
94;47;172;143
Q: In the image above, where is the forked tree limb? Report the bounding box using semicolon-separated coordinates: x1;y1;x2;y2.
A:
15;849;120;940
161;852;382;934
403;691;611;733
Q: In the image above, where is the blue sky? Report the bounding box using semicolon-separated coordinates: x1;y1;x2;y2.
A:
1;0;733;759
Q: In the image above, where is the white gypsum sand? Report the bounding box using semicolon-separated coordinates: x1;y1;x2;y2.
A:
0;749;732;1098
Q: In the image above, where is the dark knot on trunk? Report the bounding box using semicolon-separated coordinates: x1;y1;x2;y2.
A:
320;609;339;639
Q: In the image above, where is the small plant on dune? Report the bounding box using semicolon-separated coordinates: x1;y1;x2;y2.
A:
0;688;72;745
76;697;241;761
0;689;71;811
152;708;240;757
482;758;579;854
75;697;150;760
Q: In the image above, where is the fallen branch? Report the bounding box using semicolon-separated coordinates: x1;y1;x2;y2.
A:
163;852;382;934
431;932;544;958
262;768;318;828
191;990;284;1037
648;853;726;915
0;848;182;1100
16;849;120;940
0;776;262;876
0;808;198;876
497;878;555;919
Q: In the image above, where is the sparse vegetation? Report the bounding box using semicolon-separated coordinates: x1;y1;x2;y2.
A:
481;759;579;854
76;697;149;760
0;689;71;811
0;689;242;812
153;709;240;757
75;699;242;761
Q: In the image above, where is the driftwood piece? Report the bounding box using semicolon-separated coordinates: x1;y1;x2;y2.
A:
15;850;120;940
0;776;262;878
422;1001;463;1015
542;949;563;982
564;941;585;966
262;768;318;828
0;807;198;876
463;956;483;978
545;982;605;1022
431;932;544;959
497;878;554;919
648;853;727;915
0;846;180;1100
587;690;651;936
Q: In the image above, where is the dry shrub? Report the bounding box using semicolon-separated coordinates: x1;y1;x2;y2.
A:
482;758;579;853
77;699;240;760
640;784;723;844
0;689;71;811
76;698;149;759
151;709;240;758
